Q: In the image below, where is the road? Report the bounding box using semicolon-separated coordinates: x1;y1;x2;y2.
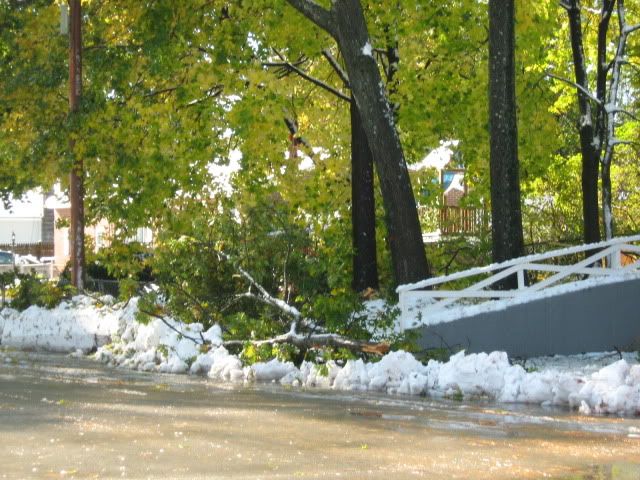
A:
1;350;639;479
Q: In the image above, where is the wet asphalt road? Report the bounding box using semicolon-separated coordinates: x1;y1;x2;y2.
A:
1;350;639;479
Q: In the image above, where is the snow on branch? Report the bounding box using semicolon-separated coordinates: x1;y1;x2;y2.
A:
322;49;350;89
545;71;602;105
216;250;303;320
216;251;389;355
604;105;639;121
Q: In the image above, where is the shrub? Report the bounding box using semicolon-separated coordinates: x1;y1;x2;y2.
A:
8;273;76;311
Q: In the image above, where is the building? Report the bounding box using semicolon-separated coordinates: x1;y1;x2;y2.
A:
409;141;486;240
1;187;152;276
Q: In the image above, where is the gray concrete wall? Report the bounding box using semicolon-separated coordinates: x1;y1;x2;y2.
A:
415;278;640;358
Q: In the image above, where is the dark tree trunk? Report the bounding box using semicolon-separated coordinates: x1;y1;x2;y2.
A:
350;98;378;292
285;0;430;286
488;0;524;287
566;0;602;245
331;0;429;286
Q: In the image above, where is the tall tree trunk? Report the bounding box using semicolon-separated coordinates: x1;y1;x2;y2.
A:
350;98;378;292
69;0;85;289
488;0;524;286
566;0;601;245
284;0;430;286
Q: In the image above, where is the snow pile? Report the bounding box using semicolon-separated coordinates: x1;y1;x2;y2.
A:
2;295;640;416
95;299;223;375
0;296;119;352
94;300;640;415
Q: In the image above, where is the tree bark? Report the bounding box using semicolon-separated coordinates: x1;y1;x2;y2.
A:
69;0;85;289
488;0;524;287
285;0;430;286
566;0;602;245
350;97;378;291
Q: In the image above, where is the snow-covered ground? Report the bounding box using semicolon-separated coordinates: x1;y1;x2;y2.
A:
1;296;639;416
0;296;119;352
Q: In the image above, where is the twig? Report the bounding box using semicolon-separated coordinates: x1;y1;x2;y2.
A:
263;49;350;102
223;331;389;354
140;308;203;345
545;71;602;105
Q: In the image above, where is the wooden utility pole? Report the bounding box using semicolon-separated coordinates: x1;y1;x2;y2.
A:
68;0;85;289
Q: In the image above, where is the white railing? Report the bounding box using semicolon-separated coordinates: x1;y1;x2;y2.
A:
397;234;640;331
0;263;58;279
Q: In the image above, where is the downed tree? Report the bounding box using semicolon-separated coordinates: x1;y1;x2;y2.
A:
140;250;390;356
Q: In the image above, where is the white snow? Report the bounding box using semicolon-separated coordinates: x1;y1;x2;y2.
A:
408;140;459;172
0;296;119;353
361;42;373;58
2;296;640;416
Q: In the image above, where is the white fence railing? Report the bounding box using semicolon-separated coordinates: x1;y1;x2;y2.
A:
397;234;640;331
0;263;58;279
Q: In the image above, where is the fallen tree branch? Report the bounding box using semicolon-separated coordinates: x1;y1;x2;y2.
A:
140;308;204;345
217;251;304;320
223;331;389;355
136;251;390;356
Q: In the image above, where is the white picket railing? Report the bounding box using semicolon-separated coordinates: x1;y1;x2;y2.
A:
0;263;58;279
397;234;640;331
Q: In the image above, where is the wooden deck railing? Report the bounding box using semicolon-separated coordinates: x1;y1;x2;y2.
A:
439;206;486;235
420;206;487;236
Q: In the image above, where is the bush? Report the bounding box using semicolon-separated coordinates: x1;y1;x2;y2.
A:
8;273;76;311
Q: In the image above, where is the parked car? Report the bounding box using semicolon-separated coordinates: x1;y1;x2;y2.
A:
0;251;13;265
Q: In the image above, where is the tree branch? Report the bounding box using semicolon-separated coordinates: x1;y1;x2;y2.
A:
217;251;304;320
143;86;179;98
322;49;350;89
284;0;336;38
263;57;350;102
604;106;639;121
140;308;204;345
182;85;224;108
624;23;640;34
223;331;389;355
545;71;602;105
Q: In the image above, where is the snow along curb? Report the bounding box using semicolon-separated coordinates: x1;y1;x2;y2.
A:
1;296;640;416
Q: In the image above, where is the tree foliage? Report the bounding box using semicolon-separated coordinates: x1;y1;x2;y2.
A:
1;0;639;339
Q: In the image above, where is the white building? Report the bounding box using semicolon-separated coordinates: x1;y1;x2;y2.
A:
0;191;46;245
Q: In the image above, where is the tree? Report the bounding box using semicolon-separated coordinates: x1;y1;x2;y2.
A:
284;0;430;286
556;0;640;241
488;0;525;273
350;97;378;291
263;50;379;292
67;0;85;289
